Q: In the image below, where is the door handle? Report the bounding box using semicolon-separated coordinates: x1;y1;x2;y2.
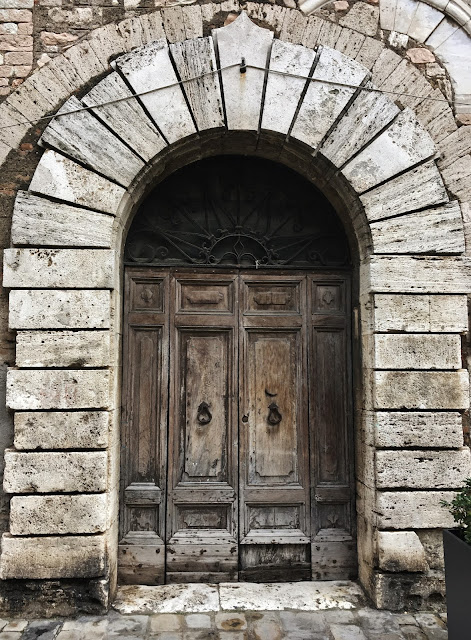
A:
267;402;282;426
196;402;212;425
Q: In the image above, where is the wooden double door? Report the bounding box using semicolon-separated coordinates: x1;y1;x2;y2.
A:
118;267;356;585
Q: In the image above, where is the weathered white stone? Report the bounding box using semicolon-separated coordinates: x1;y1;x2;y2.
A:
377;491;456;529
40;97;144;187
375;412;464;448
316;19;342;48
291;46;368;149
169;37;224;132
15;330;110;368
343;108;436;193
82;72;166;162
7;80;55;123
370;202;465;254
441;155;471;202
433;27;471;117
392;0;417;35
0;533;106;579
407;3;443;43
367;256;471;294
376;448;471;488
379;0;396;30
279;10;308;44
87;22;128;70
425;17;459;50
355;36;384;70
415;89;457;144
3;249;114;289
0;103;30;153
3;450;107;493
377;531;428;572
62;40;106;86
11;191;114;248
161;5;186;43
374;294;468;332
116;40;196;145
261;39;315;135
374;370;469;410
182;5;203;40
438;126;471;170
379;58;433;111
14;411;109;450
321;83;400;168
335;27;365;59
6;369;111;410
374;334;462;370
27;66;74;114
10;494;108;535
114;584;220;614
371;48;403;87
360;161;448;221
29;151;125;215
339;1;379;37
9;290;110;330
214;12;274;131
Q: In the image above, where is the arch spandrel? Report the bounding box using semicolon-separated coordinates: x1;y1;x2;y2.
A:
1;10;470;612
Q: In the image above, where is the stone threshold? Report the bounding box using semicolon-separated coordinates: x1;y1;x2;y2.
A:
113;581;366;615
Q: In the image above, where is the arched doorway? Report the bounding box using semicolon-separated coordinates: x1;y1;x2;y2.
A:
118;156;356;585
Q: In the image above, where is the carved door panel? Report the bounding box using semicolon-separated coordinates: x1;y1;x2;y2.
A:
166;273;239;583
118;269;169;585
239;275;312;581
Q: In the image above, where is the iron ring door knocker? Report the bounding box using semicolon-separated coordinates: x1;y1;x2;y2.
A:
267;402;282;426
196;401;212;425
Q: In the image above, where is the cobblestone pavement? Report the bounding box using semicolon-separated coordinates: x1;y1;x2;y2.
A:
0;609;448;640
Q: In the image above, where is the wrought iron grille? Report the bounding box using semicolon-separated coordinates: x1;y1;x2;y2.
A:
124;156;351;268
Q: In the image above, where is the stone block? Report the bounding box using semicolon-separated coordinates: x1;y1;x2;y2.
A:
11;191;114;248
0;533;106;579
343;108;436;193
3;450;107;493
375;412;463;448
438;126;471;170
16;330;110;368
377;491;456;529
417;530;444;569
367;256;471;294
373;294;468;332
376;448;471;489
374;334;462;370
3;249;114;289
374;370;469;410
29;151;125;215
14;411;109;450
9;290;110;330
442;155;471;202
378;531;427;572
10;494;107;535
370;202;465;254
6;369;111;410
339;1;379;36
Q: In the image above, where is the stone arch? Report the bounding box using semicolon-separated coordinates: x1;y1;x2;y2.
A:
1;11;470;613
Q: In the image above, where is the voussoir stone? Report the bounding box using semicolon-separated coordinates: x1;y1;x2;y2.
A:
377;491;457;529
0;533;106;579
375;412;464;448
14;411;109;450
3;450;107;493
8;290;111;330
377;531;428;572
376;448;471;489
15;330;110;368
3;249;114;289
10;494;108;535
6;369;111;410
374;370;469;410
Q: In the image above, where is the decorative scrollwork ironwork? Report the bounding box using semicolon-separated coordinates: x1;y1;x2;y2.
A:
124;156;350;268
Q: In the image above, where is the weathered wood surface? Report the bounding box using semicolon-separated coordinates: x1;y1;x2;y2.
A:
374;334;462;370
40;97;144;187
3;450;107;493
366;256;471;294
8;290;110;330
3;249;114;289
343;108;436;193
373;294;468;332
16;330;110;368
370;202;465;254
29;150;125;215
11;191;114;248
14;411;109;450
261;40;315;135
375;412;463;448
360;160;448;221
321;83;400;168
214;12;273;131
291;46;368;149
116;40;196;144
374;370;469;410
82;71;166;162
6;369;111;410
170;38;224;132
